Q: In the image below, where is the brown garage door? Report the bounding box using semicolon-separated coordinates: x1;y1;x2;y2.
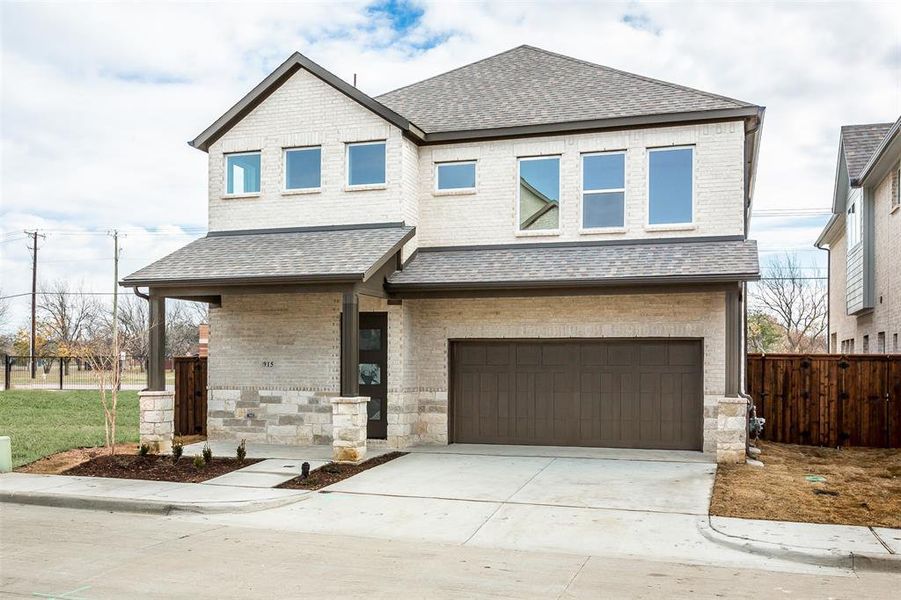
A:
451;339;703;450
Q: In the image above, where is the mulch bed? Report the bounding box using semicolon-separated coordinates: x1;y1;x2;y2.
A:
278;451;406;490
710;441;901;528
62;454;261;484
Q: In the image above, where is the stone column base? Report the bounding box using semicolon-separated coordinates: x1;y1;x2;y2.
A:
716;396;748;463
331;396;368;463
139;390;175;454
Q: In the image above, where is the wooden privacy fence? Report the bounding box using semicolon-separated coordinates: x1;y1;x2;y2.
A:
747;354;901;448
174;356;207;436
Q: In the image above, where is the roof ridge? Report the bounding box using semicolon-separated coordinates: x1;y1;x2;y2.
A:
376;45;530;100
521;45;754;109
841;122;895;131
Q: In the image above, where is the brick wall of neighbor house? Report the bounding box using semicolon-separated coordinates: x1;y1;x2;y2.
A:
829;169;901;352
207;68;412;233
206;291;741;457
403;292;736;457
416;122;745;247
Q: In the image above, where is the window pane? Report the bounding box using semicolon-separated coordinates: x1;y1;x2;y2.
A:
359;328;381;351
583;154;624;190
437;162;476;190
359;363;381;385
226;153;261;194
348;142;386;186
649;148;692;225
286;147;321;189
367;398;383;420
519;157;560;231
583;192;625;228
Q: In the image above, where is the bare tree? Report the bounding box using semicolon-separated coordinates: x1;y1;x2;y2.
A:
750;253;828;353
166;300;207;356
71;316;122;455
0;288;9;333
37;280;98;356
118;293;149;366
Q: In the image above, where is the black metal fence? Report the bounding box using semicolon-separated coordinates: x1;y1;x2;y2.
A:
3;355;175;391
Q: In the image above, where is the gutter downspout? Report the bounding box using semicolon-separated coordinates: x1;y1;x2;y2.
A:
740;282;755;457
133;287;150;301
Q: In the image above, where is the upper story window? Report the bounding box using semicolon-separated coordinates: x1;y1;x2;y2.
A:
582;152;625;229
847;188;861;248
436;161;476;192
648;147;693;226
285;147;321;191
518;156;560;232
347;141;386;187
226;152;261;195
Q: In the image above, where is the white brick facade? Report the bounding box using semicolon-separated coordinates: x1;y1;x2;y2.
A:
206;291;743;459
192;65;752;462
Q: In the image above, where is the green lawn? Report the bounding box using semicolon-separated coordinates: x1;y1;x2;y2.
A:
0;390;139;467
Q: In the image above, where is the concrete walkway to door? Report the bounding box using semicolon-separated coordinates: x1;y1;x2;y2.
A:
185;445;842;574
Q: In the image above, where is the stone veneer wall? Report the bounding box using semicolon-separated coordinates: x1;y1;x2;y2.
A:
207;290;747;461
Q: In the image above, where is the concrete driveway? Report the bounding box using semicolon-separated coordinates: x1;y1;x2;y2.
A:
186;445;829;573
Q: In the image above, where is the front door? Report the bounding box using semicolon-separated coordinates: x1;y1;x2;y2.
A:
359;312;388;439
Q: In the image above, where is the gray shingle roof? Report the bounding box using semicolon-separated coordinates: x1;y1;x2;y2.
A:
122;225;414;287
387;238;759;290
376;45;756;134
841;122;894;181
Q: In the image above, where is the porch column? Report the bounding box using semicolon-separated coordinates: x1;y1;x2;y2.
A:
148;293;166;391
340;291;359;396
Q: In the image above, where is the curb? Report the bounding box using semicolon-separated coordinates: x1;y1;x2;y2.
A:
698;517;901;574
0;488;310;516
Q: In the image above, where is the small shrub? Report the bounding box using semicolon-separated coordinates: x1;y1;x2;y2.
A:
193;454;205;469
236;439;247;463
138;443;151;457
202;442;213;465
172;441;184;463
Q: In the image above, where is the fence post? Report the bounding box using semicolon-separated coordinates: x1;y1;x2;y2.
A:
59;358;64;390
3;355;9;391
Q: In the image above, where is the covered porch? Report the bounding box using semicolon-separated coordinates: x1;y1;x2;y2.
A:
122;223;415;461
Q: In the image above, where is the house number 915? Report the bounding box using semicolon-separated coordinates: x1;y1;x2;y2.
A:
262;361;275;368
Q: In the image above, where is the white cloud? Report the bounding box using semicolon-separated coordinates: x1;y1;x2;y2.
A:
1;1;899;330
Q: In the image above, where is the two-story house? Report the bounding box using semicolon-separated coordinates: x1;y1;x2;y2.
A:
124;46;765;463
816;118;901;354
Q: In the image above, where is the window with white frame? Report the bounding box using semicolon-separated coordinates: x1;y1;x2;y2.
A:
518;156;560;232
435;161;476;192
225;152;261;195
285;147;321;190
582;152;625;229
648;147;693;225
347;141;386;187
847;188;861;248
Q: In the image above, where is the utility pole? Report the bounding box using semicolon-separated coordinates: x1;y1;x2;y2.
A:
24;230;45;379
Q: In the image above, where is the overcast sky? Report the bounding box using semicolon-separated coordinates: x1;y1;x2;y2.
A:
1;1;900;332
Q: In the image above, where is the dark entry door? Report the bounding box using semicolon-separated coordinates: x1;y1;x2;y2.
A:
359;312;388;439
451;339;703;450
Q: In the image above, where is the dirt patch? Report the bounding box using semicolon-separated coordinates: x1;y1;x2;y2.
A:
62;454;260;484
16;444;140;474
711;441;901;528
278;452;406;490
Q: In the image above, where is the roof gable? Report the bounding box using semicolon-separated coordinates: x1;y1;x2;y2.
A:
190;52;415;152
376;45;759;135
840;122;894;184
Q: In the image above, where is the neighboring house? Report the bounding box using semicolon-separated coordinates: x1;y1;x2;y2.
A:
123;46;765;462
816;118;901;354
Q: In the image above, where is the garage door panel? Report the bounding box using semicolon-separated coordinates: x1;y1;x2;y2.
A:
453;339;703;450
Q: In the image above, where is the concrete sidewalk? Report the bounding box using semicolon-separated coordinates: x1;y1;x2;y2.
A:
702;515;901;573
0;472;309;514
